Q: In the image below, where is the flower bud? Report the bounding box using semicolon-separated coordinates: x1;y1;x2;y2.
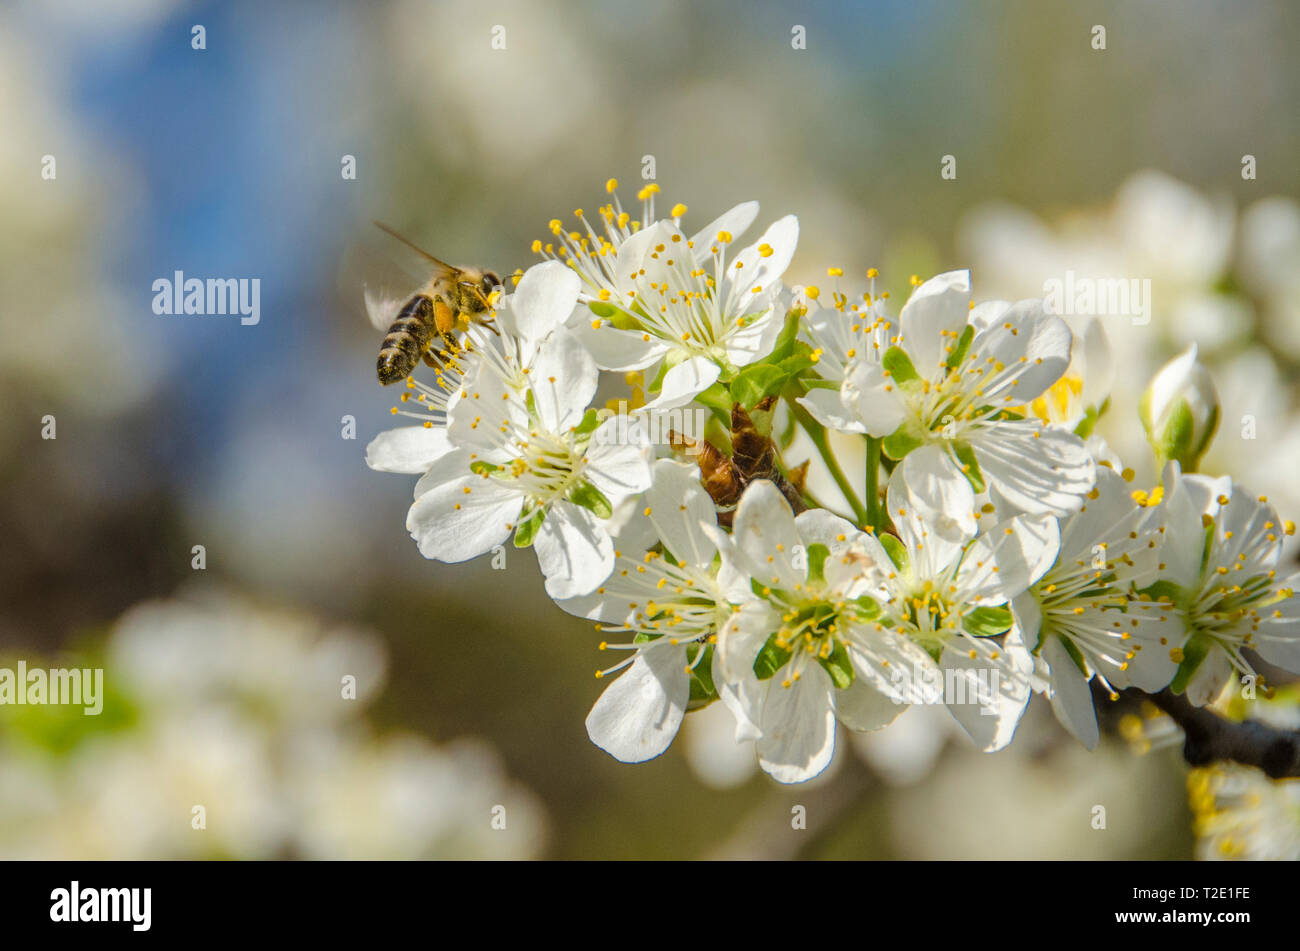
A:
1139;344;1220;471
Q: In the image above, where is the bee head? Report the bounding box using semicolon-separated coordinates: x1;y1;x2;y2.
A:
480;270;502;297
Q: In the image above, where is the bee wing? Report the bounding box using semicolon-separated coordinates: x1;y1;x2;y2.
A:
372;221;460;273
363;287;406;331
340;223;457;332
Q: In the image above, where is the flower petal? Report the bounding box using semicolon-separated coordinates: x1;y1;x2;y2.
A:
793;508;862;549
506;260;581;356
639;355;721;413
969;421;1096;516
534;500;615;599
960;513;1060;604
644;459;718;568
726;215;799;302
1042;634;1100;749
891;445;979;564
756;663;836;783
569;319;669;372
530;329;598;432
797;387;869;434
690;201;760;263
898;269;971;379
365;426;453;474
731;480;802;590
584;418;653;506
406;475;520;562
585;646;689;763
833;676;905;732
965;300;1072;404
1184;646;1232;707
939;640;1032;752
724;309;784;368
843;361;907;437
716;601;781;741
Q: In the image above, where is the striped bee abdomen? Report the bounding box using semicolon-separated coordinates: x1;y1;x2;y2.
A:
377;294;436;385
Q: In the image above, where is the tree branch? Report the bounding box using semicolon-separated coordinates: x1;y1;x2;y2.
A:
1139;688;1300;779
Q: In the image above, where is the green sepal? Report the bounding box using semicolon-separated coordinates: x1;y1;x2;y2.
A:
945;325;974;369
878;533;910;574
1058;634;1089;677
569;480;613;519
1073;405;1100;440
768;308;803;364
703;415;733;455
1157;399;1195;463
588;300;641;332
695;382;734;426
730;363;789;410
882;426;924;461
851;595;881;620
513;509;542;548
805;543;830;586
962;605;1012;638
817;639;855;689
686;644;719;710
1137;579;1185;608
1169;632;1215;695
647;358;670;394
950;441;986;493
777;352;816;380
573;408;601;437
753;633;793;681
801;378;840;391
882;346;920;385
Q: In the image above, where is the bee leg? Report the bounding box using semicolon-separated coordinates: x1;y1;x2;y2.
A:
432;299;457;337
786;459;810;494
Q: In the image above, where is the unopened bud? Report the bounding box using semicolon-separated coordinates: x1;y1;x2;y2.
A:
1139;344;1220;472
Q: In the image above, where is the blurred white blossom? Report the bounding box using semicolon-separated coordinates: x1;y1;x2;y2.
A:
0;590;547;859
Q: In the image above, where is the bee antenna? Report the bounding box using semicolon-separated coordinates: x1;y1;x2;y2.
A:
372;221;452;267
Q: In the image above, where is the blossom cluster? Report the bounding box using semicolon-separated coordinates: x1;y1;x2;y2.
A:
367;180;1300;784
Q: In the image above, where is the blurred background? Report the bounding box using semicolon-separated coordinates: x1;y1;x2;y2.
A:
1;0;1297;858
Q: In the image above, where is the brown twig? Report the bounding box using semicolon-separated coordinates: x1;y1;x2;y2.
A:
1139;688;1300;779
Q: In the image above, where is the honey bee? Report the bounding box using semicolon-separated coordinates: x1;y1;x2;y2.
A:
364;222;502;385
670;397;809;526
